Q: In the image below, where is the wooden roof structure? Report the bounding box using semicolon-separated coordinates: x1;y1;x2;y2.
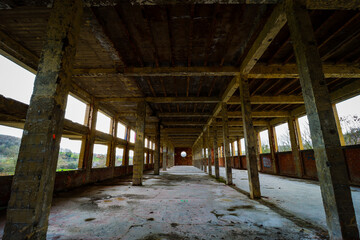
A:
0;0;360;147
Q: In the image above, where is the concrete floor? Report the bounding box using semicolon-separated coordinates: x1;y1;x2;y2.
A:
0;166;328;240
211;166;360;231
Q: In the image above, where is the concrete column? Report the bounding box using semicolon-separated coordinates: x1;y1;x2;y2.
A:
207;128;212;176
286;1;359;238
132;101;146;186
230;140;235;168
212;123;220;179
108;117;117;178
222;102;233;185
79;98;98;177
332;104;346;146
166;146;169;168
295;118;304;150
199;144;203;170
3;0;83;238
256;132;262;171
288;116;303;178
124;127;129;166
85;100;98;181
162;144;167;171
236;137;243;169
202;134;207;173
267;123;279;174
240;76;261;199
154;122;160;175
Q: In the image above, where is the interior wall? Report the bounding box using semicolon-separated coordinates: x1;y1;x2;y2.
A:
175;148;192;165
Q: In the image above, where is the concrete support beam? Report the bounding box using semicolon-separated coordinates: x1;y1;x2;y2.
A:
108;117;117;177
295;118;304;150
240;76;261;199
287;117;303;178
239;2;287;74
132;101;146;186
154;122;160;175
162;144;167;171
256;132;262;171
267;123;279;174
222;102;232;185
207;128;212;176
3;0;83;238
3;0;360;10
0;30;39;73
286;0;359;238
332;104;346;146
202;134;207;173
74;63;360;79
79;99;98;176
213;123;220;179
237;137;243;168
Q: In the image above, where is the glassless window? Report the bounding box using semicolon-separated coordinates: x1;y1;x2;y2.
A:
57;137;82;171
65;94;87;125
259;130;270;153
96;111;111;133
275;123;291;152
128;150;134;165
240;138;246;155
130;130;136;143
298;115;313;149
117;122;126;139
92;144;108;168
115;148;124;166
0;125;23;176
144;152;147;164
0;55;35;104
233;141;238;156
145;138;148;148
335;95;360;146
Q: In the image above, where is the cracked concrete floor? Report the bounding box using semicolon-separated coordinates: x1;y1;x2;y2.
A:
0;166;327;239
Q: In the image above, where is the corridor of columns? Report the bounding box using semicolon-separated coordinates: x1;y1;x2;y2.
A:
0;0;360;239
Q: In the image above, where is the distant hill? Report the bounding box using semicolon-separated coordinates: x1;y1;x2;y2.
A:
0;134;81;174
0;134;21;159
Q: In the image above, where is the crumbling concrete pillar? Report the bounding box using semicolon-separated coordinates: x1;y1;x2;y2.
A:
108;117;117;178
222;102;232;185
240;75;261;199
154;122;160;175
162;144;167;171
213;123;220;179
332;104;346;146
79;98;98;180
288;116;303;178
202;134;207;173
267;123;278;174
207;128;212;176
3;0;83;239
237;137;243;169
256;132;262;171
132;101;146;186
286;0;359;238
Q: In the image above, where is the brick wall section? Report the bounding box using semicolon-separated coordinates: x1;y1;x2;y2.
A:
215;145;360;185
0;165;153;207
174;148;192;165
